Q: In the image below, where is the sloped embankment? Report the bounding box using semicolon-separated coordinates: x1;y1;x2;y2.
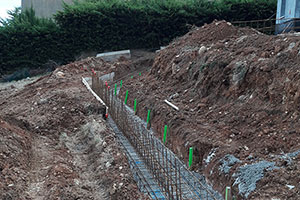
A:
119;21;300;199
0;58;148;199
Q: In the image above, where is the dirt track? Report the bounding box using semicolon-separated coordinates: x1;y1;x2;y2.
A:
0;59;148;200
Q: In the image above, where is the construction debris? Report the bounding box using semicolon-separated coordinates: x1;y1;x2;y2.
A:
164;99;179;111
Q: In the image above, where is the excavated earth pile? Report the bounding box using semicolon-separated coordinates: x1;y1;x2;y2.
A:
0;58;148;200
117;21;300;199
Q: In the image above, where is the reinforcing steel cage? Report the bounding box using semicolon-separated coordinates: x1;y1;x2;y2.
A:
92;74;219;200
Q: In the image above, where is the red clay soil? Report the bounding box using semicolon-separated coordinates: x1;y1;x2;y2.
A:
116;21;300;199
0;58;149;200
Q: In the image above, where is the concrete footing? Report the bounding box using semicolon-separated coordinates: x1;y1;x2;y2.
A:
96;50;131;62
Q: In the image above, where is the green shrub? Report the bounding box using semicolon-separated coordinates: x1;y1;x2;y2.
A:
0;0;277;75
216;0;277;21
0;8;74;75
55;0;276;53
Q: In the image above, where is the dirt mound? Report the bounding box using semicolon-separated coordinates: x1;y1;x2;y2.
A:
0;57;148;199
0;118;31;199
174;20;258;47
117;21;300;199
149;21;300;111
151;20;259;80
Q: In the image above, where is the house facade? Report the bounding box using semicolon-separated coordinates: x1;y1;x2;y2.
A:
21;0;73;18
276;0;300;33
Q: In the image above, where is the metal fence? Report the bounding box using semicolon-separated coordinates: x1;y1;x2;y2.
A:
232;18;300;35
92;74;219;200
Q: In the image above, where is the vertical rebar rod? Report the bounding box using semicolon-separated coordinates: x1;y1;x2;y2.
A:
175;158;179;200
93;78;218;200
165;148;170;199
178;162;182;200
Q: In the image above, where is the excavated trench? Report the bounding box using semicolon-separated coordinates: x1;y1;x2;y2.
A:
84;76;223;199
107;116;166;199
0;72;148;200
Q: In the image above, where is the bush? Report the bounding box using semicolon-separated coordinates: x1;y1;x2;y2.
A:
55;0;277;53
0;0;277;75
216;0;277;21
0;8;74;75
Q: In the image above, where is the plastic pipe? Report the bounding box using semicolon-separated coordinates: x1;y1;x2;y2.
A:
164;100;179;111
163;125;168;144
134;99;137;113
189;147;193;168
124;90;128;105
225;186;231;200
146;110;151;125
